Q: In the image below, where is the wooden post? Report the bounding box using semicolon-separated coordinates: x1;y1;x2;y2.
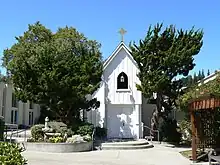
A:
191;109;197;162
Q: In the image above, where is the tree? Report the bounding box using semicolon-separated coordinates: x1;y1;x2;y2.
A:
179;73;220;117
193;72;198;84
2;22;103;125
198;70;202;80
187;75;193;86
201;69;205;79
207;69;211;76
130;23;203;131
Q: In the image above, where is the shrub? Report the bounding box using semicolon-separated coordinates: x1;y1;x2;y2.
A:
0;117;4;141
178;120;192;144
83;134;92;142
66;135;85;143
64;128;75;137
159;118;182;144
27;137;36;142
77;124;94;136
48;121;67;132
31;124;44;141
47;121;74;137
95;126;107;139
0;142;27;165
49;136;65;143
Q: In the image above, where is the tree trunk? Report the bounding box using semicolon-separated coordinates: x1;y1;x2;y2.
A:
150;93;162;139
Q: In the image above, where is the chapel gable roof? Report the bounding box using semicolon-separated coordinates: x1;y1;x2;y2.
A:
103;41;137;70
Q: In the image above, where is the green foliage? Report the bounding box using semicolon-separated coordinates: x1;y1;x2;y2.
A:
211;108;220;147
83;134;92;142
76;124;94;136
49;136;65;143
66;134;91;143
48;121;67;132
159;118;181;143
0;117;4;141
130;23;203;119
180;69;206;88
31;124;44;141
178;120;191;145
178;73;220;114
2;21;103;126
48;121;74;137
27;137;36;142
207;69;211;76
0;142;27;165
95;126;107;139
38;105;56;124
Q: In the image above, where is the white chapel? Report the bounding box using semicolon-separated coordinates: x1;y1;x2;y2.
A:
87;29;156;139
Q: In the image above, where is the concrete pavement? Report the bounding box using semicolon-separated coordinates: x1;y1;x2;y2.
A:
22;144;192;165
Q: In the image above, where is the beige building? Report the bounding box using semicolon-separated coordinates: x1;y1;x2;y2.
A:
0;82;40;126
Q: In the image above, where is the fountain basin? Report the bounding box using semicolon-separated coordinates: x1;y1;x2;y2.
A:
24;141;93;153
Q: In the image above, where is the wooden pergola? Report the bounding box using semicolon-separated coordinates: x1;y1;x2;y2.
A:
189;94;220;162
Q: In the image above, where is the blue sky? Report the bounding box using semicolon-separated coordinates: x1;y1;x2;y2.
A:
0;0;219;75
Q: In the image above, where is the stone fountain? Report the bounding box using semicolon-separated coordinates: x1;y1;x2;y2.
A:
42;117;61;141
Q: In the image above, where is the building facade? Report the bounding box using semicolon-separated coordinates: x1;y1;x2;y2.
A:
87;42;155;139
0;82;40;126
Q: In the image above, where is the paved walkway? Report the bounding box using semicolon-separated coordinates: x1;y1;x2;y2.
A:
22;145;192;165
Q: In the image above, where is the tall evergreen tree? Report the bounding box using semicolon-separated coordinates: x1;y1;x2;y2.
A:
201;69;205;79
207;69;211;76
198;70;202;80
187;75;193;86
193;72;198;84
130;23;203;131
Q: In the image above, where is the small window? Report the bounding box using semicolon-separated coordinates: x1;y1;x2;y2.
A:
32;112;34;125
2;88;5;116
29;102;33;109
11;110;18;124
12;93;17;108
11;110;14;124
117;72;128;89
14;111;18;124
29;112;31;125
3;88;5;107
29;111;34;125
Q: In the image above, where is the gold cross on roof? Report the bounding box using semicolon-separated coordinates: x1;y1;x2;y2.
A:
118;28;127;42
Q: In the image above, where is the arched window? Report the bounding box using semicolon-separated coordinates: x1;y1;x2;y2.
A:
117;72;128;89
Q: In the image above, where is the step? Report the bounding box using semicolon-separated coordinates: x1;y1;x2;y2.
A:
102;139;149;146
101;139;154;150
102;143;154;150
152;141;175;148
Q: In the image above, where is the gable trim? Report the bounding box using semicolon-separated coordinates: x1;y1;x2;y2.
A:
103;42;137;70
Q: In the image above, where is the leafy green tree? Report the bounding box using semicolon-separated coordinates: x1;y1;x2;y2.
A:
130;23;203;130
2;22;103;125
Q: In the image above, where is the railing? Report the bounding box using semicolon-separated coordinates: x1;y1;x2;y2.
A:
4;124;27;143
142;125;160;143
91;127;96;151
3;123;27;151
4;123;19;142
